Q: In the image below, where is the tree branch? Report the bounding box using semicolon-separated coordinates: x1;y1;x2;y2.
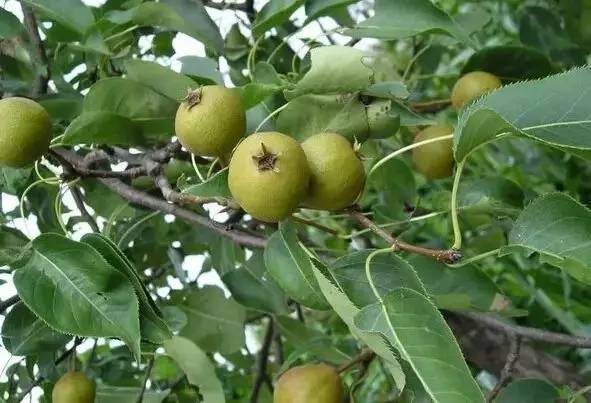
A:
348;208;462;263
136;357;155;403
250;318;274;403
51;147;266;249
487;335;521;402
20;4;49;97
0;295;20;314
69;184;100;232
336;348;375;374
459;312;591;348
204;0;248;12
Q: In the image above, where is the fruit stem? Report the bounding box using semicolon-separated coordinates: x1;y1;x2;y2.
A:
368;134;454;177
450;159;466;250
254;103;289;133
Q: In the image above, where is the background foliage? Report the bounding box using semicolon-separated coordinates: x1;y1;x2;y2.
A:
2;0;591;402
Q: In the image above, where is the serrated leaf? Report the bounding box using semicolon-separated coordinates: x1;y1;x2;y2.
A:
81;233;171;343
178;286;246;354
308;256;406;390
286;46;374;99
124;59;198;101
163;336;225;403
461;46;556;81
455;68;591;162
264;221;329;310
22;0;94;35
277;93;370;142
506;193;591;284
1;302;70;356
180;169;231;198
346;0;478;47
253;0;305;37
63;112;143;146
222;251;288;314
13;234;141;358
354;287;484;403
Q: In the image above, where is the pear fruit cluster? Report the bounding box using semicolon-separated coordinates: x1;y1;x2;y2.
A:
274;363;343;403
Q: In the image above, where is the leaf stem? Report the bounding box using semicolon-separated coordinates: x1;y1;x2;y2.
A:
368;134;454;177
450;159;466;250
254;103;289;133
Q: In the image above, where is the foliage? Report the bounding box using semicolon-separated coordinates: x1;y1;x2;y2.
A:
2;0;591;402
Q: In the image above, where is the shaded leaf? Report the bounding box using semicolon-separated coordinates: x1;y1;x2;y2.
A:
22;0;94;35
347;0;478;47
253;0;305;36
1;302;70;356
264;221;329;310
305;0;356;21
180;169;231;198
0;226;29;266
458;177;524;215
96;386;169;403
163;336;225;403
63;112;142;146
462;46;556;81
178;286;246;354
178;56;223;85
0;8;25;39
124;59;198;101
496;379;559;403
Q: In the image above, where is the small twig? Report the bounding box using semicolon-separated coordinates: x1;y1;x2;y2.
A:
0;295;20;314
410;98;451;113
336;348;375;374
295;303;305;323
136;357;155;403
487;335;521;402
348;208;462;264
69;185;100;232
21;4;49;97
460;312;591;348
291;215;341;235
250;318;274;403
274;329;284;366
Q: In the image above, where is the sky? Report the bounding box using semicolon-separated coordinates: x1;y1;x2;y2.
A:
0;0;347;400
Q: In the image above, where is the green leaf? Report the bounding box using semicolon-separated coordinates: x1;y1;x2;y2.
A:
0;166;32;195
1;302;70;356
458;177;524;215
180;169;231;198
0;226;29;266
347;0;478;47
178;286;246;354
275;316;350;364
0;8;25;39
253;0;305;37
239;82;283;109
63;112;143;146
264;221;329;310
506;193;591;284
222;251;288;314
277;94;370;142
13;234;141;358
331;251;427;308
362;81;409;100
124;59;198;101
455;68;591;162
308;256;406;390
407;255;508;312
81;233;171;344
130;0;223;54
519;7;575;55
163;336;225;403
369;158;416;219
177;56;223;85
96;386;169;403
461;46;556;81
83;78;178;142
354;288;484;403
286;46;374;99
22;0;94;35
496;379;559;403
305;0;356;21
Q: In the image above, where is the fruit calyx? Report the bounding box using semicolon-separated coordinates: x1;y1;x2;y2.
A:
184;87;203;109
252;142;279;172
